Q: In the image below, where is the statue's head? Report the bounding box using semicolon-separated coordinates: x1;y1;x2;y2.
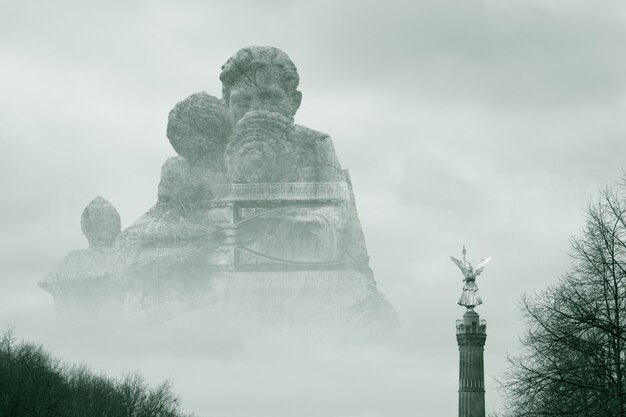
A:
220;46;302;125
166;92;231;168
81;197;121;248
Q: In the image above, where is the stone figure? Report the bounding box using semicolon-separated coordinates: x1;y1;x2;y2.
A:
166;91;231;177
166;92;231;198
219;46;358;268
41;197;122;317
220;46;344;183
120;92;231;245
450;246;492;311
39;46;397;329
81;197;121;248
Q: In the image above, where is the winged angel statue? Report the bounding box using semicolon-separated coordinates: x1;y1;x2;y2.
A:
450;246;492;311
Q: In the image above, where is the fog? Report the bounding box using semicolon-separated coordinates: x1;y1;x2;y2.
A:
2;0;626;415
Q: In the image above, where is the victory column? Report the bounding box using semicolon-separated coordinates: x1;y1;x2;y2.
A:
451;246;491;417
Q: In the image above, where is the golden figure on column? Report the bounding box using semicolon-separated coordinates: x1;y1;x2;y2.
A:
450;246;491;311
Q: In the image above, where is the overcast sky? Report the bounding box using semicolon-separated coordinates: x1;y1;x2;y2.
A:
2;0;626;416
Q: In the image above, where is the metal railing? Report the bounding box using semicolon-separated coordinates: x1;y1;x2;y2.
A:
211;182;349;202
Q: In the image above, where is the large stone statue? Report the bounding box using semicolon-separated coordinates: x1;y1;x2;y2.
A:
39;46;397;329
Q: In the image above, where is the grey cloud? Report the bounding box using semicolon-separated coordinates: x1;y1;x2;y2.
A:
287;0;626;109
5;0;623;112
396;153;489;214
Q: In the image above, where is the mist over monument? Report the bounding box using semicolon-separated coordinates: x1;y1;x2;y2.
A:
39;46;397;331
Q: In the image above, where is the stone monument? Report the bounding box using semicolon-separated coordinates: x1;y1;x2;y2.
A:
40;46;397;331
451;246;490;417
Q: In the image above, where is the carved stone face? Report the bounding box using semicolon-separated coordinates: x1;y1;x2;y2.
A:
227;67;301;125
224;110;296;183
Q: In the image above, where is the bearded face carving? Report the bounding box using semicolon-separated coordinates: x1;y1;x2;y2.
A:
224;110;297;183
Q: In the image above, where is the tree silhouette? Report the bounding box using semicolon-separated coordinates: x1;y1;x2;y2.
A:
0;329;194;417
501;185;626;417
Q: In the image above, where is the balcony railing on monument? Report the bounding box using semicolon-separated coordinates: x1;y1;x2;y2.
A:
456;319;487;335
211;182;350;202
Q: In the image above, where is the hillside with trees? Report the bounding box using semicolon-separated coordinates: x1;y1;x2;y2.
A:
0;329;194;417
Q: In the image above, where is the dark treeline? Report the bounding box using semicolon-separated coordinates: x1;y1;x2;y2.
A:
0;329;194;417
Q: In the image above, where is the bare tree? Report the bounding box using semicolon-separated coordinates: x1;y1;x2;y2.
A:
0;328;67;417
501;185;626;417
